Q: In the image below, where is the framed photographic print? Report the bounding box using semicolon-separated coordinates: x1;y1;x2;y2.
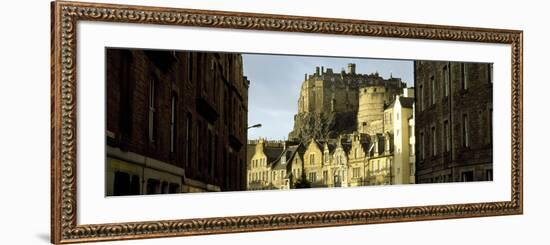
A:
51;0;523;243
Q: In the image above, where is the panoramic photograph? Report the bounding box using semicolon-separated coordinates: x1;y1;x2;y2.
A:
105;48;493;196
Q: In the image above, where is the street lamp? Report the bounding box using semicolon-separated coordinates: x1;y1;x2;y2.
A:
247;123;262;130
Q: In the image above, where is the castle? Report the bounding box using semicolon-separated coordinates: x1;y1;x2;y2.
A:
289;63;407;142
248;64;416;190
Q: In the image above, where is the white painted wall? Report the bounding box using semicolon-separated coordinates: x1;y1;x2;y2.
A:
0;0;547;244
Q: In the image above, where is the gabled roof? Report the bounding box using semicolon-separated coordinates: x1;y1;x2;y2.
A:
265;147;285;166
271;143;304;171
307;138;324;151
360;142;370;153
342;143;352;154
387;96;415;109
323;143;336;154
399;97;415;108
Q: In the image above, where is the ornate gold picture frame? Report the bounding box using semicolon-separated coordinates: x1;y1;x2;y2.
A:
51;0;523;243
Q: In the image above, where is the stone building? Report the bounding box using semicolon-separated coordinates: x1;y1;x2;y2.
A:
414;61;493;183
331;139;351;187
303;139;326;187
385;96;415;184
106;49;249;195
365;133;391;185
347;133;370;187
289;64;406;143
271;144;305;189
247;139;283;190
246;139;305;190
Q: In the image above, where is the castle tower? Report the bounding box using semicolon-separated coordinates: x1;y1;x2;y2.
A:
347;63;356;74
357;86;388;135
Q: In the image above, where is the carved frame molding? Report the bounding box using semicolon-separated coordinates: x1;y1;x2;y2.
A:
51;1;523;243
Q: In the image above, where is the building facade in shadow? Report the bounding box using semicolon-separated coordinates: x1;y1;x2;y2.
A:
414;61;493;183
106;48;249;196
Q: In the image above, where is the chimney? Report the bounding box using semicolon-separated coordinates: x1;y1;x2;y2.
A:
347;63;356;74
315;66;320;75
256;138;265;154
305;73;308;81
321;66;325;75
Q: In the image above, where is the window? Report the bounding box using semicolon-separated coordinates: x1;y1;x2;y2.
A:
431;126;437;156
130;175;140;195
113;171;131;196
309;172;317;183
488;63;493;84
462;114;469;147
148;79;157;143
187;53;193;83
169;183;179;194
161;181;168;194
195;122;200;169
444;120;450;152
353;167;360;178
489;108;493;144
420;132;425;160
443;65;450;97
461;171;474;182
170;95;177;153
310;153;315;165
146;179;160;194
208;129;215;177
224;87;229;124
185;113;192;167
419;85;423;111
323;171;328;184
430;76;436;105
461;63;468;90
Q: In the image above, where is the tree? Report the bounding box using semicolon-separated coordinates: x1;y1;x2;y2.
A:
293;172;311;189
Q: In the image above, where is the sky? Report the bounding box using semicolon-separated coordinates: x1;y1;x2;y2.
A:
242;53;414;141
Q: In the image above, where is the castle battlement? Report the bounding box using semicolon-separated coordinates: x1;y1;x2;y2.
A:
290;63;408;143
